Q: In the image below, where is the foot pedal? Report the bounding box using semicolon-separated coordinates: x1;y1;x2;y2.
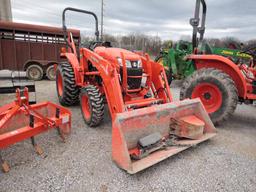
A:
2;161;10;173
34;145;44;155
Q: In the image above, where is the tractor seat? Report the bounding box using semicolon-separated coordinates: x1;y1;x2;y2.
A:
102;41;112;47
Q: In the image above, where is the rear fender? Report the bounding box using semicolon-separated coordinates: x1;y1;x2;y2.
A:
187;54;247;98
61;53;83;85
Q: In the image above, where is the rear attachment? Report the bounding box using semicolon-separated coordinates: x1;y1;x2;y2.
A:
0;88;71;172
112;98;216;174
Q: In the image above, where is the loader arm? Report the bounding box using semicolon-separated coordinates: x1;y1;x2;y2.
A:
81;48;126;117
81;48;173;116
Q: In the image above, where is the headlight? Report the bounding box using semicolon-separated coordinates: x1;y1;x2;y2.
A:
137;60;142;68
117;57;122;66
125;60;132;68
117;58;132;68
130;60;142;68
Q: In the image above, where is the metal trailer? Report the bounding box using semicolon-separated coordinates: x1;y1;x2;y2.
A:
0;21;80;80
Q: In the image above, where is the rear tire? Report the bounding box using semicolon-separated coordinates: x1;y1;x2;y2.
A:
180;68;238;125
155;55;172;85
46;65;56;80
26;64;43;81
56;62;79;106
80;85;104;127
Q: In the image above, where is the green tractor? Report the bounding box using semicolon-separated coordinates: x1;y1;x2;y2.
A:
155;3;253;85
155;40;194;84
156;41;252;84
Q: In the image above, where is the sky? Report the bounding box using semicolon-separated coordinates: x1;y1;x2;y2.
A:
11;0;256;41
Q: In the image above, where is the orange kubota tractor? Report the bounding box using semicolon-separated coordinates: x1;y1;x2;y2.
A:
180;0;256;125
56;7;216;174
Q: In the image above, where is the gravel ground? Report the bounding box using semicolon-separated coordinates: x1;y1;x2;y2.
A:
0;80;256;192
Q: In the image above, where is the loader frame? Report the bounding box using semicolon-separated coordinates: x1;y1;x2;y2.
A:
61;7;173;117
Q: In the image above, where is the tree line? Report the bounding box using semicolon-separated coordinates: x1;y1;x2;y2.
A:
81;34;256;56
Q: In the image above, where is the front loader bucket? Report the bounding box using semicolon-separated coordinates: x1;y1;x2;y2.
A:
112;98;216;174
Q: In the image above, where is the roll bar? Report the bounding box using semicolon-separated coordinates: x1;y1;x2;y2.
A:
62;7;100;49
190;0;207;49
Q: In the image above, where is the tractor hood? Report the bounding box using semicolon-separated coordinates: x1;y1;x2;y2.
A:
94;47;141;63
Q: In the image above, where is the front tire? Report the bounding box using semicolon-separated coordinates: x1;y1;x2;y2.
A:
180;68;238;125
56;62;79;106
80;85;104;127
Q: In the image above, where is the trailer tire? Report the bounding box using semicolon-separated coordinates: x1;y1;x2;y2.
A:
56;62;80;106
26;64;44;81
155;55;172;85
180;68;238;125
46;65;56;80
80;85;104;127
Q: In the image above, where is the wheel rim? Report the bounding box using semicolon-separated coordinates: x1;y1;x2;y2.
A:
191;83;222;114
81;95;91;120
48;67;56;80
57;73;63;96
29;67;40;79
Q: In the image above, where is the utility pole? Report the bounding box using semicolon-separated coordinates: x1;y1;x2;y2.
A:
0;0;12;21
101;0;104;41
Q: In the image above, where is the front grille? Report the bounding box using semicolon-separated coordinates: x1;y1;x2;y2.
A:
120;67;143;89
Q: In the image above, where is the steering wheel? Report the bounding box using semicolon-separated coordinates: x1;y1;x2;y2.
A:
88;41;112;50
88;41;102;50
